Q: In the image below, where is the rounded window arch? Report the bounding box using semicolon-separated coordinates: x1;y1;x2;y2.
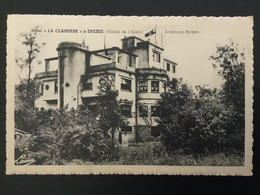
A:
45;85;49;90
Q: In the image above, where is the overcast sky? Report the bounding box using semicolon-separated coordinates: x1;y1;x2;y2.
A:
11;15;253;89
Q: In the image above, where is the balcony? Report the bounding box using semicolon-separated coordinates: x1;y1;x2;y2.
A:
138;91;161;100
88;62;135;74
81;90;99;98
35;70;58;79
136;68;167;76
39;92;58;101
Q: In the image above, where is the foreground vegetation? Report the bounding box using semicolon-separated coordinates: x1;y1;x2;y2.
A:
16;133;244;166
104;142;244;166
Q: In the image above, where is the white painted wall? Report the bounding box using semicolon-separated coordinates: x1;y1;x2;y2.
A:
61;48;86;108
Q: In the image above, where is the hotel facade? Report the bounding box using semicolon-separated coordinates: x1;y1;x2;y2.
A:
34;36;177;143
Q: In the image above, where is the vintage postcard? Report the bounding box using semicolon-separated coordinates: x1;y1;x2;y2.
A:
6;15;253;175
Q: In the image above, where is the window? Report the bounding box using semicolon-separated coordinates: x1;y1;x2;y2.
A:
121;78;131;91
45;84;49;90
139;81;148;92
120;105;132;118
139;105;148;117
167;63;170;71
83;78;92;90
122;126;132;133
172;65;176;73
83;82;92;90
151;106;159;117
151;81;159;92
130;56;136;67
151;126;161;137
54;80;58;93
47;100;57;105
118;56;122;64
153;50;161;62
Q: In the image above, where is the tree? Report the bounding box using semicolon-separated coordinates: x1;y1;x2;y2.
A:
157;78;243;155
96;74;128;140
210;41;245;112
15;79;44;132
210;41;245;151
15;80;41;110
15;27;45;132
16;26;46;98
157;78;196;154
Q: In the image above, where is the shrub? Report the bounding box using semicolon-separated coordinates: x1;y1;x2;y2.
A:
28;108;120;165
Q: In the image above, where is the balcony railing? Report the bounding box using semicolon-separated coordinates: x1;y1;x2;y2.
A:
88;62;116;72
136;68;167;75
88;62;135;73
35;70;58;79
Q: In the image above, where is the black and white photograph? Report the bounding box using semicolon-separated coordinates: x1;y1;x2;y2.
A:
6;15;253;175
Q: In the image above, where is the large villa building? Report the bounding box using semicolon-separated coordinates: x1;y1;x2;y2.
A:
34;36;177;143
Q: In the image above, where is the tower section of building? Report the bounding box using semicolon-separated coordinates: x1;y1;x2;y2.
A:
57;42;90;109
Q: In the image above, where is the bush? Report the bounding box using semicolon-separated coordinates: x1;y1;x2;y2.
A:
61;125;120;163
28;108;120;165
